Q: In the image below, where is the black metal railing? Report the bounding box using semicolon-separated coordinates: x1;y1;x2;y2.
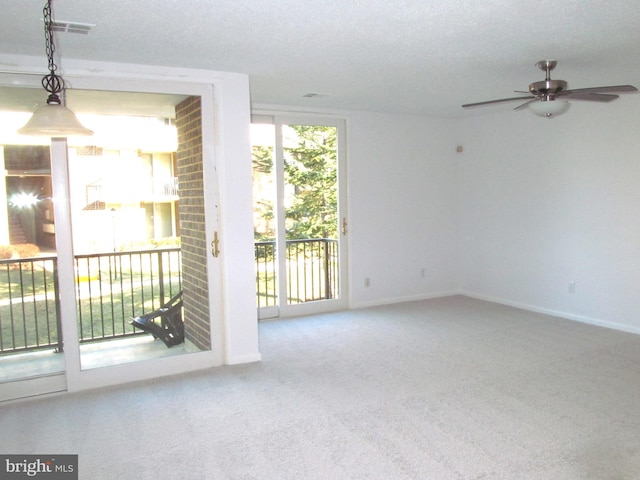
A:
255;241;277;309
0;247;181;354
0;255;61;354
75;248;181;343
2;238;337;354
255;238;339;308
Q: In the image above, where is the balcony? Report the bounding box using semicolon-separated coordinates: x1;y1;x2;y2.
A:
0;247;181;356
85;176;179;208
1;239;337;381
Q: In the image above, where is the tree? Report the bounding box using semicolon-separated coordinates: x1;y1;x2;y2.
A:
284;125;337;240
251;145;275;241
251;124;338;241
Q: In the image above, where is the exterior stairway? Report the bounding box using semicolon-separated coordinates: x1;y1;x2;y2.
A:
83;200;106;211
8;209;28;244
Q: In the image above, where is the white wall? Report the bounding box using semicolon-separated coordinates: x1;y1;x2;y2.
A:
457;96;640;332
348;111;460;307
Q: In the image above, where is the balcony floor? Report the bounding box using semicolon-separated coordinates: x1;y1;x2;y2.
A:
0;347;65;383
0;334;186;384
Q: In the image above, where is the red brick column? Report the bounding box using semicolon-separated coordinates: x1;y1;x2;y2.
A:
175;96;211;350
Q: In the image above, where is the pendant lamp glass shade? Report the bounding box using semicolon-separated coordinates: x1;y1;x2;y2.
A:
529;98;569;118
18;101;93;137
17;0;93;137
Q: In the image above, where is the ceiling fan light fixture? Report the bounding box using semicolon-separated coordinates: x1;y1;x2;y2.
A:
528;98;569;118
462;60;636;117
17;0;93;137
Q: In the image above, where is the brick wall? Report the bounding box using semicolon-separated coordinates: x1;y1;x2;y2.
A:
175;96;211;350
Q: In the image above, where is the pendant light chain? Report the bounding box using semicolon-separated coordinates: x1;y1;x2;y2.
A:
42;0;64;103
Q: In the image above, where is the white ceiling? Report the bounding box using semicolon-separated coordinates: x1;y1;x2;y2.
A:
1;0;640;117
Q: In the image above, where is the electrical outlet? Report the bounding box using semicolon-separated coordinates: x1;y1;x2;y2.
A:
420;268;426;278
364;277;370;288
568;282;576;294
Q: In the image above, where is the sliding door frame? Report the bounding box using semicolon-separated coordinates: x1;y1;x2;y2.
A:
60;75;222;392
0;70;225;398
253;112;349;319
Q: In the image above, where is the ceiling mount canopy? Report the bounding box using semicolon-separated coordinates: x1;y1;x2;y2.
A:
462;60;638;118
17;0;93;137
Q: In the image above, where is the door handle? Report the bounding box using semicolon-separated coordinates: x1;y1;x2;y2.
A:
211;231;220;257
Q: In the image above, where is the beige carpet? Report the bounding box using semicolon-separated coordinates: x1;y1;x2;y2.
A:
2;296;640;479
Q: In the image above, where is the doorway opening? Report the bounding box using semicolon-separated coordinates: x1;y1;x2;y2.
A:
0;78;218;400
251;116;347;319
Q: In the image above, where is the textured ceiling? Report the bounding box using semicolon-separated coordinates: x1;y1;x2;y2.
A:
1;0;640;117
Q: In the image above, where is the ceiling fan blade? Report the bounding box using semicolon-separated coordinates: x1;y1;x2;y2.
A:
513;98;538;111
563;85;637;95
462;96;534;108
561;92;619;102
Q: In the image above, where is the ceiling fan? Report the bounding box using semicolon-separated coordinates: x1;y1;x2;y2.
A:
462;60;638;118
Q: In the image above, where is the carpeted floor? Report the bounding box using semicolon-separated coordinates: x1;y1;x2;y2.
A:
2;295;640;479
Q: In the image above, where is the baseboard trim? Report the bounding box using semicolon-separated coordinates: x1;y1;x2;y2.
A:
226;353;262;365
352;290;461;310
461;291;640;336
0;373;66;403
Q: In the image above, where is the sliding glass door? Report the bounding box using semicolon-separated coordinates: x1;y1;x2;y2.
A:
252;115;347;318
0;79;67;400
0;73;220;400
63;89;211;371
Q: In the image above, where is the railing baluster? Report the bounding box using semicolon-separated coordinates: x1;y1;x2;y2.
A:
257;243;265;308
148;252;154;310
117;253;126;331
158;251;164;305
53;259;63;352
97;256;105;337
308;241;313;300
107;253;116;336
0;263;5;351
324;240;330;300
42;259;51;347
128;252;135;319
8;265;16;350
138;252;145;313
268;243;273;306
75;256;83;342
87;257;96;340
28;260;40;347
18;262;28;349
286;242;292;303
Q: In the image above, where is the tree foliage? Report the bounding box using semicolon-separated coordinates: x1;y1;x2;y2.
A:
284;125;337;240
251;145;275;241
252;124;338;241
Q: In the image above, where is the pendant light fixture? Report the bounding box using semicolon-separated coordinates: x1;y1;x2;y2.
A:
17;0;93;137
